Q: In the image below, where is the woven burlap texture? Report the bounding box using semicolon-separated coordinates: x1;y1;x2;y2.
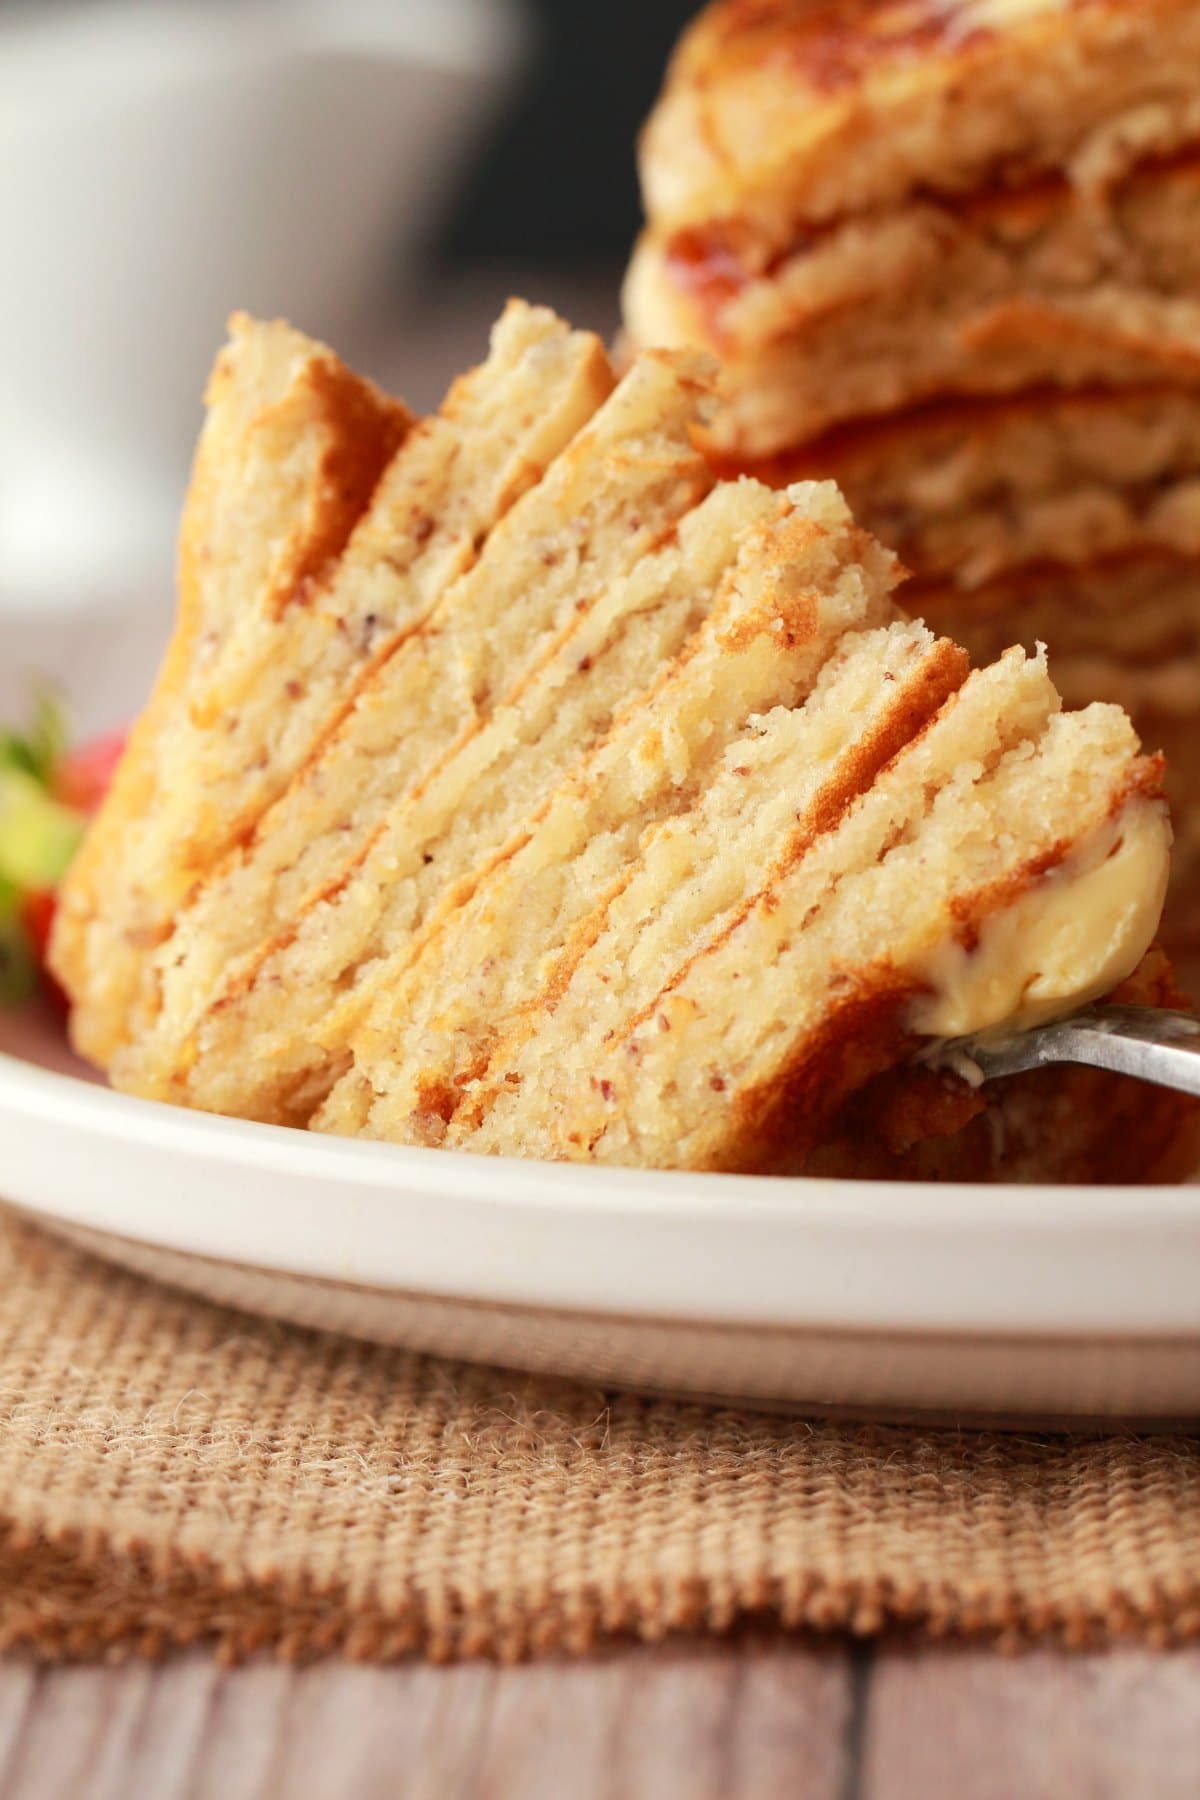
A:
0;1214;1197;1663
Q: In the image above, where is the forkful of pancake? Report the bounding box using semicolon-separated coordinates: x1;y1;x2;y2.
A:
46;0;1200;1181
45;295;1200;1182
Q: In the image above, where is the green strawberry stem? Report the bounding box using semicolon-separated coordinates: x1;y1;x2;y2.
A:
0;880;36;1005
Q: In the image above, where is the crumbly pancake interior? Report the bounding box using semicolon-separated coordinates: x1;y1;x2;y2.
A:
314;482;905;1143
460;673;1161;1170
116;349;719;1116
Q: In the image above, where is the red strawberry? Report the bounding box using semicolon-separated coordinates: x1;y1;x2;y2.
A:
1;707;126;1013
21;888;56;963
55;729;127;815
20;889;68;1012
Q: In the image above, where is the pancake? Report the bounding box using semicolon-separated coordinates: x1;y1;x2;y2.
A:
316;485;920;1144
623;0;1200;1024
642;0;1200;243
626;236;1200;455
52;302;614;1067
49;314;410;1064
749;388;1200;585
445;650;1172;1170
113;346;720;1116
633;151;1200;351
71;309;1193;1181
626;5;1200;448
691;389;1200;1006
752;386;1200;553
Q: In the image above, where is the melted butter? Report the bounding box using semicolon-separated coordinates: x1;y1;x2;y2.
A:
908;799;1170;1041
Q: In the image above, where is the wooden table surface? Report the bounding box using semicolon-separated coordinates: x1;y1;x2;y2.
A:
0;1640;1197;1798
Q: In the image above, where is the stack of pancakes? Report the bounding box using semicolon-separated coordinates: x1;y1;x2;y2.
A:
623;0;1200;993
51;306;1198;1180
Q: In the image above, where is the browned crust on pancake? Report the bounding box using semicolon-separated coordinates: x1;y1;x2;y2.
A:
191;318;415;631
812;949;1200;1181
706;383;1196;486
959;296;1200;379
644;0;1200;237
717;758;1165;1173
721;982;921;1173
662;149;1200;335
900;545;1200;613
260;365;414;622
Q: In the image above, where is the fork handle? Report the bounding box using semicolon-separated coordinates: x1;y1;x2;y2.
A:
977;1005;1200;1098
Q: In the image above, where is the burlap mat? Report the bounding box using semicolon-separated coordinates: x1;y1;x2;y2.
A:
0;1214;1197;1662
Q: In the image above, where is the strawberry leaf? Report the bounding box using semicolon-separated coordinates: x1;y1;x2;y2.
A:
0;689;69;790
0;879;37;1005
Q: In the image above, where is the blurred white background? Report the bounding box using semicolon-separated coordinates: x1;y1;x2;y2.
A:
0;0;696;737
0;0;531;616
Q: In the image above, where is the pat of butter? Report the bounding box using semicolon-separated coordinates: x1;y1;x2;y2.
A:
908;800;1170;1041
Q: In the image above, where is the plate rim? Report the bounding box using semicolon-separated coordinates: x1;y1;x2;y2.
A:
8;1042;1200;1219
4;1046;1200;1344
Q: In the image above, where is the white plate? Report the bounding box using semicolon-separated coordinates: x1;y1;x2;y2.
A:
2;1001;1200;1424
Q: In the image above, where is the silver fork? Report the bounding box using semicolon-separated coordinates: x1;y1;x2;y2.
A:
950;1004;1200;1096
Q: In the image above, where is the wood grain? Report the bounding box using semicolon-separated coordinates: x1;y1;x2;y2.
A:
0;1643;1193;1799
864;1645;1200;1800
